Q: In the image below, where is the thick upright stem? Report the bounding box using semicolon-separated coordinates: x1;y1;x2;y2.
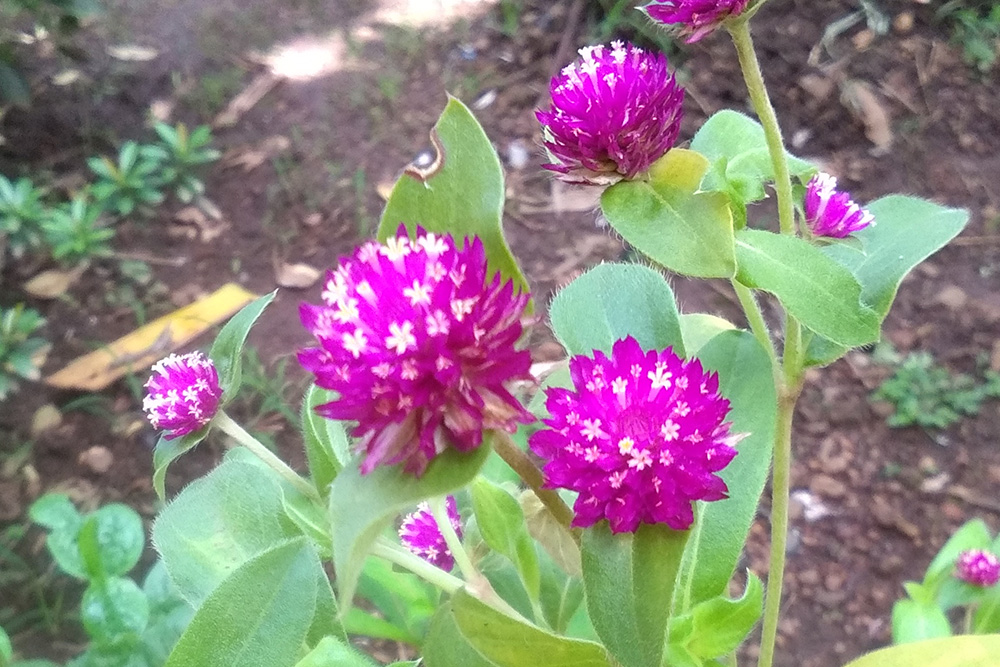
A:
493;431;580;545
214;411;319;501
728;20;796;237
430;496;478;582
732;280;780;384
372;539;463;594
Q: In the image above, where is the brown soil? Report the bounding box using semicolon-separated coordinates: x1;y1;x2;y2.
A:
2;0;1000;665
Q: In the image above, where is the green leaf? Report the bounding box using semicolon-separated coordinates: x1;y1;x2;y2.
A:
471;478;541;603
343;608;414;644
846;636;1000;666
806;196;969;366
581;522;689;667
537;546;585;636
81;577;150;647
690;110;814;222
301;384;351;494
449;589;611;667
152;460;299;607
152;428;210;501
520;490;581;579
601;179;736;278
548;263;685;356
329;445;489;612
209;290;276;400
1;624;12;664
686;573;763;659
675;330;777;608
29;494;86;579
679;314;736;357
306;570;346;648
164;538;319;667
377;96;527;294
424;600;499;667
295;636;378;667
355;558;436;644
76;504;144;579
734;228;880;347
891;599;951;644
0;62;30;107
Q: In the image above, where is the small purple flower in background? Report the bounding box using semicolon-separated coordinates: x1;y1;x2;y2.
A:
642;0;750;43
803;172;874;239
299;227;533;477
143;352;222;439
529;336;741;534
399;496;463;570
956;549;1000;587
535;41;684;185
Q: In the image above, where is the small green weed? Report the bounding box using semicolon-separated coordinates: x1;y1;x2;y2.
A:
0;304;48;401
871;347;1000;429
937;0;1000;72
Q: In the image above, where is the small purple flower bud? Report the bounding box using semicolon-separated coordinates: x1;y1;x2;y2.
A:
529;336;742;534
298;227;533;477
143;352;222;439
804;172;874;239
956;549;1000;587
399;496;463;570
536;41;684;185
643;0;750;43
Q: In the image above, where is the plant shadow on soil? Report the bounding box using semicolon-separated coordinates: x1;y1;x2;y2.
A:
2;0;1000;665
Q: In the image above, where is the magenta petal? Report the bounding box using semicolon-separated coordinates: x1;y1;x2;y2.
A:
642;0;749;43
298;228;533;477
956;549;1000;587
529;336;742;533
536;41;684;185
399;496;463;570
804;172;874;238
142;351;222;438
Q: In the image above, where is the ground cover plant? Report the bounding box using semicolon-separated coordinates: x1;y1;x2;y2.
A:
1;1;992;664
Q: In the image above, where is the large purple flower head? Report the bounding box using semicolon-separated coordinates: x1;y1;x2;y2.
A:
143;352;222;439
956;549;1000;587
399;496;463;570
535;41;684;185
804;172;874;239
642;0;750;43
529;337;740;534
298;227;533;476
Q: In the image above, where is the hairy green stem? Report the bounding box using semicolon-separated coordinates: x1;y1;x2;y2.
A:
214;411;319;501
493;431;581;545
373;539;463;594
732;280;780;383
728;19;796;237
430;496;479;583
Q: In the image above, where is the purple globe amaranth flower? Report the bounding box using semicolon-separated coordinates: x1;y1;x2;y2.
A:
643;0;750;43
399;496;463;570
956;549;1000;587
804;172;874;239
298;227;533;477
143;351;222;439
529;336;742;534
535;41;684;185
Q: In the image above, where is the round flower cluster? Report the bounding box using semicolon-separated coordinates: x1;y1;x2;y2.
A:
298;227;533;476
642;0;750;43
143;351;222;439
536;41;684;185
956;549;1000;587
529;336;740;534
804;172;874;239
399;496;463;570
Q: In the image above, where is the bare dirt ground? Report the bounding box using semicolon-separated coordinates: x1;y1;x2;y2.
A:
2;1;1000;665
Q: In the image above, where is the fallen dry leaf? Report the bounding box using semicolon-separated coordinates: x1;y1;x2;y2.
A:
23;265;86;299
107;44;159;61
220;135;291;173
275;261;321;289
213;72;281;128
840;79;893;155
31;404;62;436
173;206;227;242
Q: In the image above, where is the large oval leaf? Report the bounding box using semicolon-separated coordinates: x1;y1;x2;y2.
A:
842;635;1000;667
734;228;880;347
581;523;689;667
329;445;490;612
301;384;351;494
548;263;684;357
152;460;298;606
674;329;777;609
377;96;527;293
164;538;319;667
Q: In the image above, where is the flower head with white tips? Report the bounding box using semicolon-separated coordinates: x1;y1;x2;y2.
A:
298;227;533;476
642;0;750;43
143;352;222;439
399;496;463;570
529;336;741;534
803;172;874;239
956;549;1000;587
